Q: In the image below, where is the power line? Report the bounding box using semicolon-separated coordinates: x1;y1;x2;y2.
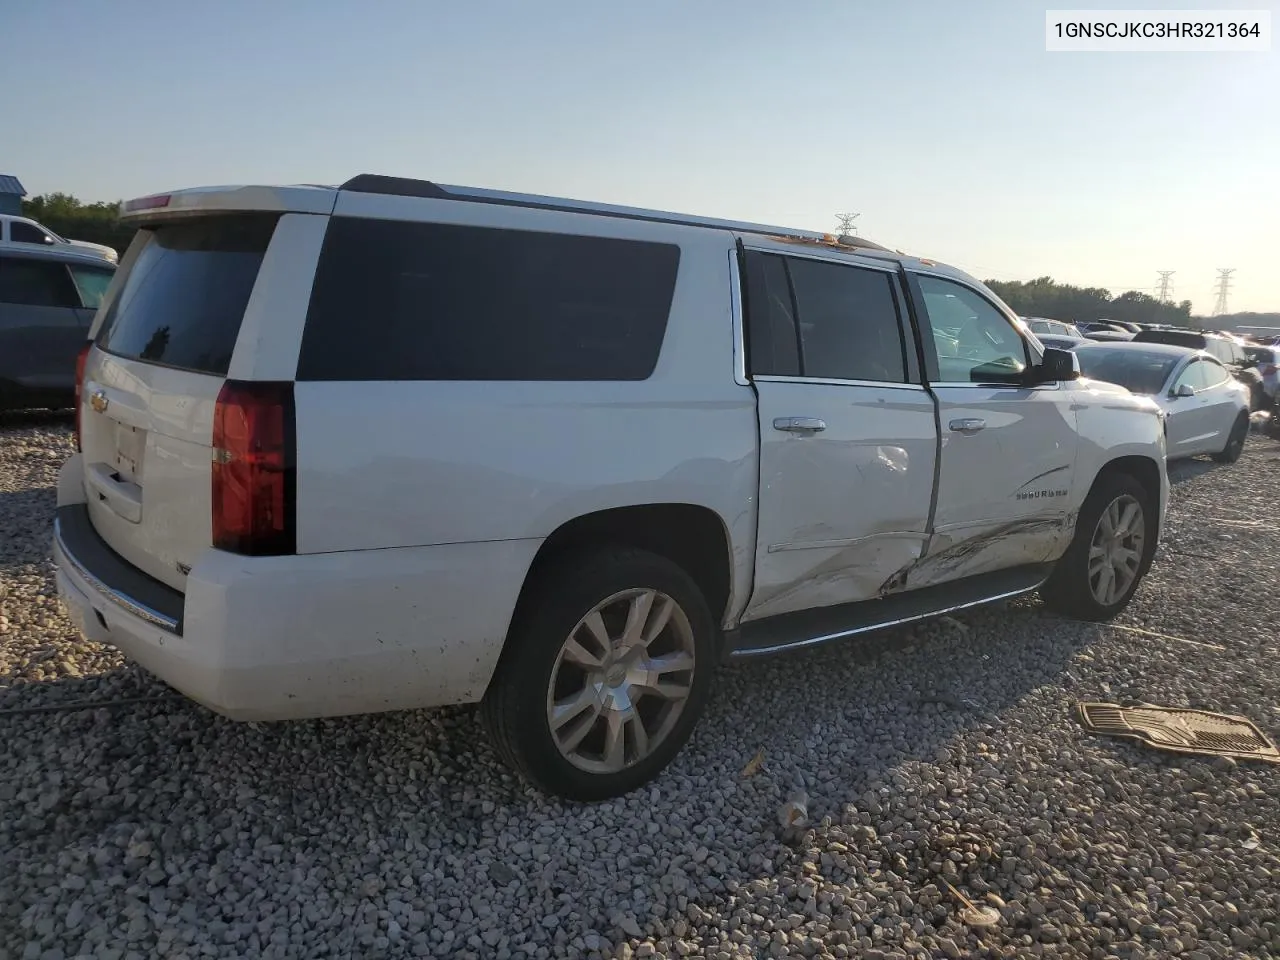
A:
833;212;860;237
1212;268;1235;316
1155;271;1175;303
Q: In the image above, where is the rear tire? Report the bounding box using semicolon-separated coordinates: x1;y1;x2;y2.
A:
1211;412;1248;464
481;546;717;802
1041;472;1157;621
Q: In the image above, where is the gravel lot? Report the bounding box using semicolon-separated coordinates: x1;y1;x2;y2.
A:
2;412;1278;960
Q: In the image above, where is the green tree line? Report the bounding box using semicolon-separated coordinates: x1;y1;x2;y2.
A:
21;193;137;255
984;276;1195;327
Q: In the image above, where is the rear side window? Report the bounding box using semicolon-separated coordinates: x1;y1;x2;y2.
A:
1201;359;1230;387
297;218;680;381
10;221;52;245
68;263;115;309
786;257;908;383
0;256;80;307
742;251;800;376
97;215;277;376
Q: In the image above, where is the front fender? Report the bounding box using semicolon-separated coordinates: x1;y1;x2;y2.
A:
1070;391;1168;546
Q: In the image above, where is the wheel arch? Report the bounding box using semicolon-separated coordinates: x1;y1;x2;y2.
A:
508;502;736;639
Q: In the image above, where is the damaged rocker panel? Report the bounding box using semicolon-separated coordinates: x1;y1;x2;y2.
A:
727;562;1054;658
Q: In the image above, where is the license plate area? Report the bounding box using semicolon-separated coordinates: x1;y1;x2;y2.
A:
113;422;146;484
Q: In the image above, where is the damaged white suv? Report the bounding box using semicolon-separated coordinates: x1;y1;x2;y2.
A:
54;176;1168;800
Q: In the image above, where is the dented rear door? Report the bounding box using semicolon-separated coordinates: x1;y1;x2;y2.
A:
740;248;938;623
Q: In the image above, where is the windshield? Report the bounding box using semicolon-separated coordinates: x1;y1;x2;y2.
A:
1075;348;1182;395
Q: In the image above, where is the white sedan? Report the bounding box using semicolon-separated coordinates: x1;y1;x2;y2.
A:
1074;342;1251;463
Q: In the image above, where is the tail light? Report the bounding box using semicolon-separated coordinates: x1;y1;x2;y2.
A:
74;342;91;451
1262;364;1277;376
212;380;295;556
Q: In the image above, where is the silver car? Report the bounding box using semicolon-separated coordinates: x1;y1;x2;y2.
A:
0;246;114;411
1074;341;1251;463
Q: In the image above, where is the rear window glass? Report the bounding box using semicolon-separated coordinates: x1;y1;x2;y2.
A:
297;218;680;381
97;215;277;376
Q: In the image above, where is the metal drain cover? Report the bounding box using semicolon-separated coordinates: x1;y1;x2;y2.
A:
1076;702;1280;763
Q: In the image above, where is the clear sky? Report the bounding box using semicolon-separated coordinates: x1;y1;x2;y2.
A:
3;0;1276;313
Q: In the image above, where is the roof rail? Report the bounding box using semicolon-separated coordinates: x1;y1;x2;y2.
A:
338;173;860;245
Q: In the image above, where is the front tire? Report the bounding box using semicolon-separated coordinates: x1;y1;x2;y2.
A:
1042;472;1157;621
481;547;716;801
1211;412;1248;464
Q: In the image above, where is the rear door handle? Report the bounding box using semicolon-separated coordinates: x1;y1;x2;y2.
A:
948;418;987;434
773;417;827;434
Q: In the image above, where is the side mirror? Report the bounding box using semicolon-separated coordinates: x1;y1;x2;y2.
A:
1033;347;1080;384
42;235;56;245
1173;383;1195;398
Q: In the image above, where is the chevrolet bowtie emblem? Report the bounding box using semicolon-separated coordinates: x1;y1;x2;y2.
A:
89;390;109;414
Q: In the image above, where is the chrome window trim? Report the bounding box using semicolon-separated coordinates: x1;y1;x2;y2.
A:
739;241;900;273
753;374;925;391
728;247;749;386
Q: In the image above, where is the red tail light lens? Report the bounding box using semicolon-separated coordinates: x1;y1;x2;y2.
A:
1262;364;1277;375
212;380;295;556
74;342;92;451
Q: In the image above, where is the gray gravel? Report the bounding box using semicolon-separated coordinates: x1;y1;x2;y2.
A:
2;410;1279;960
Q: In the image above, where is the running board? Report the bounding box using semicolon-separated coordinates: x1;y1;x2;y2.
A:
725;563;1053;659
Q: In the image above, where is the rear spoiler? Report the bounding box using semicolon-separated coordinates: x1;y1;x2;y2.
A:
118;185;338;223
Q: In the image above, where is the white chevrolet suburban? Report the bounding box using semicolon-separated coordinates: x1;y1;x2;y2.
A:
53;176;1169;801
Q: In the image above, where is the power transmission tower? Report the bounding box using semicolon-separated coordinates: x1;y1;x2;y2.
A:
1155;270;1175;303
834;212;860;237
1212;268;1235;316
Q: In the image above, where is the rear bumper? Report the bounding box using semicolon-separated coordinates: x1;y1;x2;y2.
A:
53;456;540;721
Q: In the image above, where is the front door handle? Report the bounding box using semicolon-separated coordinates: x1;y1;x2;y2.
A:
774;417;827;434
948;418;987;434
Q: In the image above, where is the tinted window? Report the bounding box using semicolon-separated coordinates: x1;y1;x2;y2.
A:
97;215;277;376
917;275;1028;383
10;221;52;245
68;263;114;309
742;252;799;377
1075;347;1180;395
0;256;80;307
298;218;680;381
784;258;907;382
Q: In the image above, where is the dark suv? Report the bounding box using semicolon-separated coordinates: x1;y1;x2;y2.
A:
0;246;114;411
1131;329;1264;408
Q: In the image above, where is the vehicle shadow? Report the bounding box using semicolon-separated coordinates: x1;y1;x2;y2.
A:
0;408;73;431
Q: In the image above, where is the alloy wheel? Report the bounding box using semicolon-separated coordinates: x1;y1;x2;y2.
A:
545;589;696;774
1087;494;1145;606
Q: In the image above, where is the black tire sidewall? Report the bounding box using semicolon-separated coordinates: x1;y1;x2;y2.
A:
490;548;717;802
1215;413;1248;463
1047;472;1156;620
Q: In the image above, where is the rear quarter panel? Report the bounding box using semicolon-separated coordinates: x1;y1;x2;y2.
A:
290;211;760;623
